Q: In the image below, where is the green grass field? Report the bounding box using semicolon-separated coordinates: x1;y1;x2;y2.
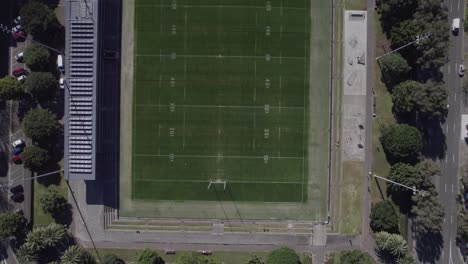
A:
133;0;311;202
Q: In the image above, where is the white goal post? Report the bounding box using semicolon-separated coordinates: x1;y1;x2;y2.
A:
207;180;227;191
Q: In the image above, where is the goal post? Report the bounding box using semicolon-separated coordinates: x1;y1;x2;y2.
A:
207;179;227;191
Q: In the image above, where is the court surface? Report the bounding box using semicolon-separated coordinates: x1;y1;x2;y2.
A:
133;0;310;202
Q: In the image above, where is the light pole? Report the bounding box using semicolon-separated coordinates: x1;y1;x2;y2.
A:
370;172;428;196
376;32;432;61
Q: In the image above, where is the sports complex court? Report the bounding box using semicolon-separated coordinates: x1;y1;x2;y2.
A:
120;0;331;220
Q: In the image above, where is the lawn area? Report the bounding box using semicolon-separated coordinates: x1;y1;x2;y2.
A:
345;0;366;10
33;161;68;226
339;161;364;234
89;248;312;264
133;0;311;202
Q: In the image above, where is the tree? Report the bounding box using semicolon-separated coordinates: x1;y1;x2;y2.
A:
245;255;263;264
40;223;67;247
391;81;421;115
411;192;444;234
16;243;39;264
380;124;422;164
396;255;416;264
20;1;57;37
137;249;165;264
23;72;58;101
21;145;50;172
370;200;400;233
380;53;411;87
339;250;374;264
23;108;61;144
39;189;71;224
457;213;468;241
24;44;51;71
374;232;408;259
175;254;218;264
0;76;23;101
265;247;300;264
390;19;421;50
60;245;96;264
378;0;417;35
388;163;420;197
102;254;125;264
0;211;27;240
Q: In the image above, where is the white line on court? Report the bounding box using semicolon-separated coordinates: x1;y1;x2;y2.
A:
135;4;307;11
134;153;304;159
136;178;305;184
136;103;304;110
182;111;186;149
254;61;257;102
136;54;306;60
253;112;256;151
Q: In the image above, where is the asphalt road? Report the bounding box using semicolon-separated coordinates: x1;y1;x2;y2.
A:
439;0;465;263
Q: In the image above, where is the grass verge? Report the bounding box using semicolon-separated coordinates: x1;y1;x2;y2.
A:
339;161;364;234
345;0;367;10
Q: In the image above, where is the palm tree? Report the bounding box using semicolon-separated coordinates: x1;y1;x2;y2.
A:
16;243;38;264
396;255;415;264
388;234;408;258
25;228;46;253
42;223;67;247
374;231;392;251
60;245;96;264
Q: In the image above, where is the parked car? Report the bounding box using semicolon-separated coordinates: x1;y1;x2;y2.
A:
11;24;22;33
14;52;24;62
12;139;25;148
59;78;65;89
17;75;26;82
11;146;23;155
12;68;27;77
452;18;460;35
13;16;21;25
11;155;21;164
9;184;23;194
10;192;23;203
12;31;26;41
57;55;64;72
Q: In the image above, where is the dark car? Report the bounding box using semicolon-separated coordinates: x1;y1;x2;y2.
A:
11;155;21;164
10;192;23;203
12;68;27;77
10;184;23;194
12;31;26;41
11;146;23;155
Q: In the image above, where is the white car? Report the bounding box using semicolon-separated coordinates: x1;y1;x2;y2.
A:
59;78;65;89
13;16;21;25
14;52;24;62
12;24;22;33
17;75;26;82
12;139;25;148
459;64;465;77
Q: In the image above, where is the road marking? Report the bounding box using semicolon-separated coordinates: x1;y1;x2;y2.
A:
445;183;447;192
458;0;460;11
446;124;449;133
451;215;453;224
454;123;456;132
444;217;446;223
454;92;457;102
448;64;451;74
452;184;454;193
453;154;455;163
445;155;448;164
442;249;445;259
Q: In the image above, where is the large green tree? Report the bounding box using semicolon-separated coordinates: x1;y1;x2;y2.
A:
379;53;411;87
265;247;300;264
39;189;70;223
391;81;421;115
0;76;23;101
24;44;51;71
388;163;421;196
390;19;421;50
20;1;57;37
60;245;96;264
137;249;165;264
380;124;422;163
378;0;418;34
21;145;50;172
23;108;61;144
411;192;444;234
0;211;27;240
370;200;400;233
23;72;58;101
339;250;375;264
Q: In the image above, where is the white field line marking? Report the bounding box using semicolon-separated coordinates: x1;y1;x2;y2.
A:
136;104;304;110
183;111;186;149
280;25;283;41
254;61;257;102
184;11;188;101
301;0;307;202
136;179;304;184
136;4;307;10
253;112;256;151
280;52;282;64
134;153;303;159
281;0;283;16
137;54;306;60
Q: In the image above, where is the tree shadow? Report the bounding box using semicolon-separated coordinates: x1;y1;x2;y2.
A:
39;89;64;120
415;231;443;263
40;0;61;9
17;94;36;122
389;192;413;215
419;121;447;160
37;20;65;52
52;202;73;227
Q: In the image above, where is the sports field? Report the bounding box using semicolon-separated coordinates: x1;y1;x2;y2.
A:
133;0;310;202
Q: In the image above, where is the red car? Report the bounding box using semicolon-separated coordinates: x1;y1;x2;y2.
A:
12;31;26;41
12;68;27;77
11;155;21;164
